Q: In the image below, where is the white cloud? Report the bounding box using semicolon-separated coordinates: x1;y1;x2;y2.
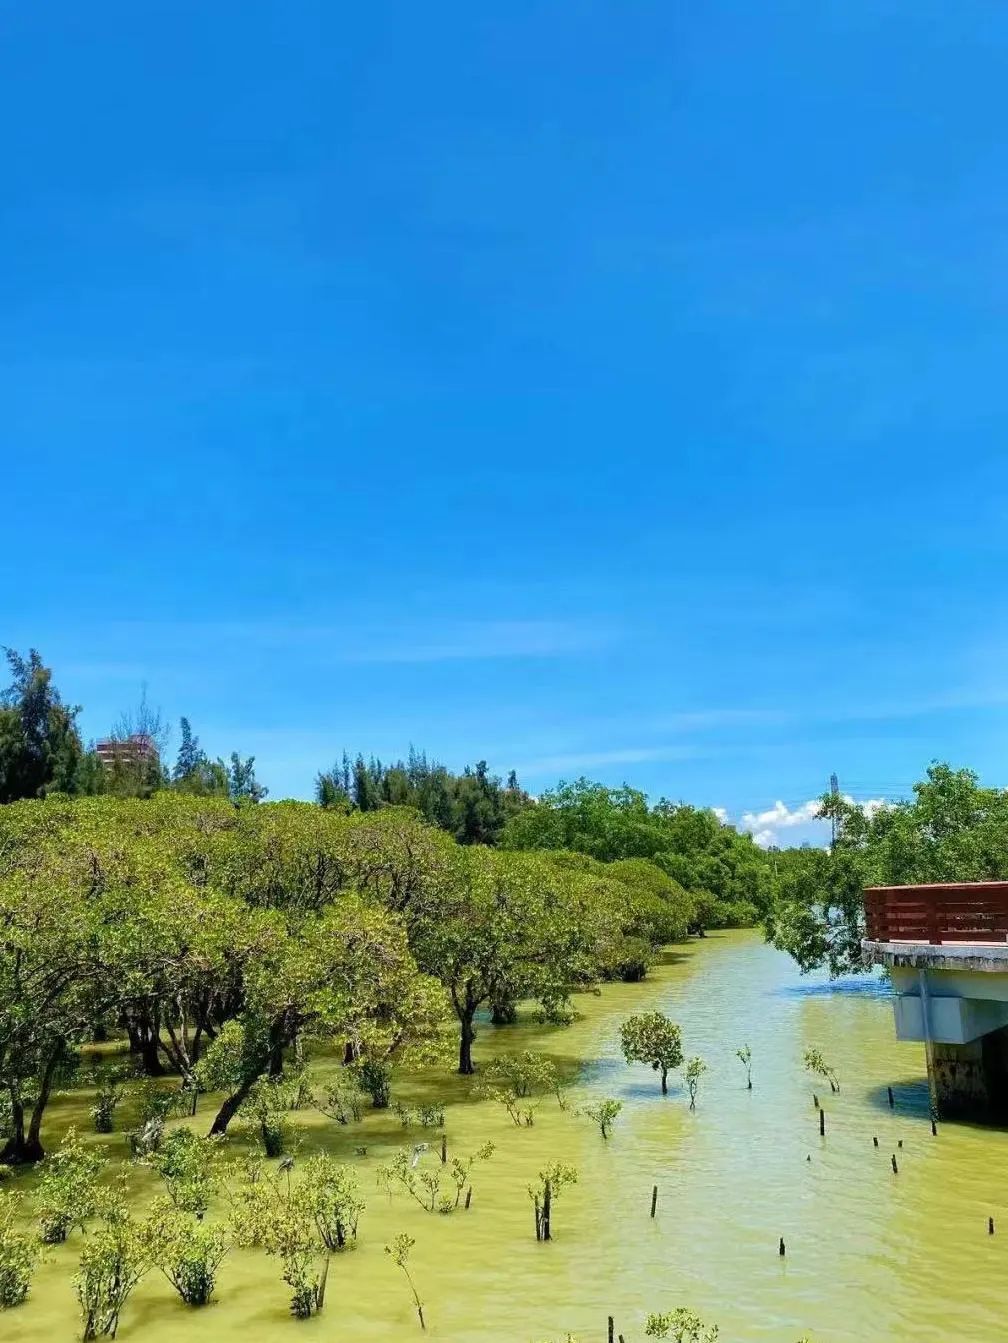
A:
712;806;729;823
741;799;823;832
736;794;889;848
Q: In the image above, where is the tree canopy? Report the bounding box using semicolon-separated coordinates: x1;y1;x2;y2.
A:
767;762;1008;975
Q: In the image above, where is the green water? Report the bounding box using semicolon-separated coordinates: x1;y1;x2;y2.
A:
8;930;1007;1341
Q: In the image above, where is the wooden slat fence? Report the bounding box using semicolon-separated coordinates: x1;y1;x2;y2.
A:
864;882;1008;945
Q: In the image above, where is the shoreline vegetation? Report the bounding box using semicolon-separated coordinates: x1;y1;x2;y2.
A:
3;647;1007;1338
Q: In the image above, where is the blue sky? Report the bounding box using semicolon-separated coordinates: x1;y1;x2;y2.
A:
4;2;1008;845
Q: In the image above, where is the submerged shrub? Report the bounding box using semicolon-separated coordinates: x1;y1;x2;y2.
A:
226;1159;275;1248
619;1013;683;1095
645;1307;719;1341
0;1192;39;1308
579;1097;622;1140
478;1053;558;1126
357;1059;392;1109
301;1154;364;1250
35;1128;105;1244
148;1198;229;1307
528;1162;577;1242
318;1076;363;1126
385;1233;424;1331
75;1196;150;1339
263;1202;328;1319
89;1068;132;1134
150;1127;223;1215
685;1057;707;1111
245;1081;291;1158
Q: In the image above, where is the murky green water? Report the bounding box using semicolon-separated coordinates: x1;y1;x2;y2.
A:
8;930;1008;1341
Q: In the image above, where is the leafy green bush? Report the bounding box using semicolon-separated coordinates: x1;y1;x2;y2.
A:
645;1307;719;1341
0;1191;39;1308
301;1155;364;1250
357;1059;392;1109
35;1128;105;1244
318;1075;363;1125
579;1097;622;1139
75;1195;150;1339
148;1198;229;1306
620;1012;683;1095
150;1127;223;1215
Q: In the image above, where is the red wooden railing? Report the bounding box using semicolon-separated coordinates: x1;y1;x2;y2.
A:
864;881;1008;945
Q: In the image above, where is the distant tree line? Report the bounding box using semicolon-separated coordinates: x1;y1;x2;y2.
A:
0;646;772;936
315;748;529;846
0;648;265;806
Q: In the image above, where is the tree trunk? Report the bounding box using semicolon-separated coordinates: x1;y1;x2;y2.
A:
208;1070;260;1136
0;1094;41;1165
141;1033;166;1077
458;1010;476;1075
660;1066;668;1095
26;1045;63;1156
126;1010;166;1076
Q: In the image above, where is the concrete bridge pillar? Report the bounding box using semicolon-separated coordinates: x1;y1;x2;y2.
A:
863;940;1008;1123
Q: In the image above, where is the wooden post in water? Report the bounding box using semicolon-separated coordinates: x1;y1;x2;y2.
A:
990;1216;995;1236
891;1153;899;1175
441;1134;447;1164
779;1237;786;1257
608;1316;614;1343
873;1135;879;1148
813;1093;819;1109
650;1185;658;1218
887;1086;895;1109
465;1186;472;1210
931;1118;938;1136
819;1108;825;1137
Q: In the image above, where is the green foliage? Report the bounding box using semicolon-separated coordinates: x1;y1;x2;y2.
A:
0;1191;39;1308
170;717;229;797
358;1058;392;1109
645;1307;719;1341
35;1128;105;1243
620;1012;684;1095
147;1198;229;1306
579;1097;622;1139
379;1142;494;1215
262;1199;328;1319
150;1127;223;1215
385;1232;425;1330
501;779;770;920
316;748;529;846
300;1154;364;1250
75;1192;151;1339
478;1052;559;1126
803;1048;839;1093
767;763;1008;975
89;1069;130;1134
0;647;88;802
318;1075;363;1125
226;1159;274;1248
246;1080;291;1157
685;1057;707;1110
528;1162;578;1242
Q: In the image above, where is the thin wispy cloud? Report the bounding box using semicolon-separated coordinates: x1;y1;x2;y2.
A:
99;617;615;665
513;745;698;778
